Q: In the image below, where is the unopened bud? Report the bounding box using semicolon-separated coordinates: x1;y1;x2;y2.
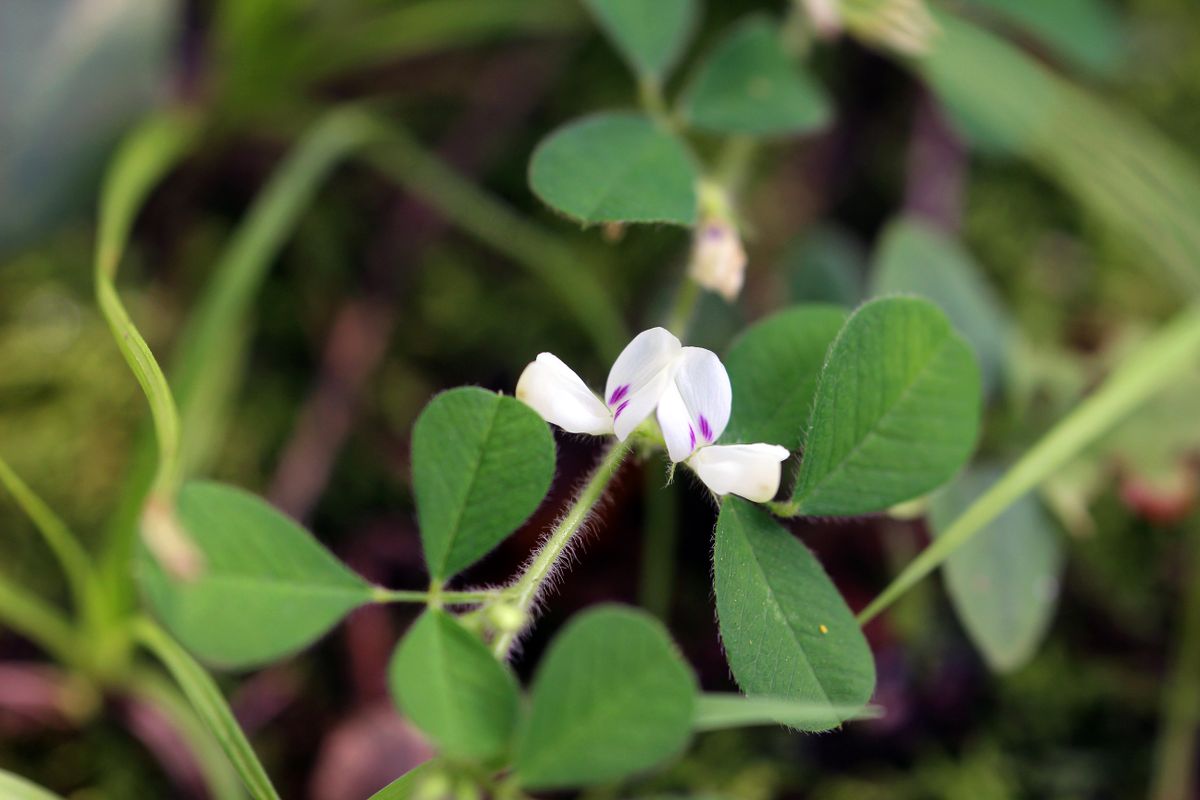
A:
485;602;527;634
689;219;747;302
801;0;843;39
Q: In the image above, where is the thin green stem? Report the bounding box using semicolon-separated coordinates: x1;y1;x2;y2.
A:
1150;518;1200;800
132;617;280;800
361;117;628;361
0;576;78;667
638;464;679;620
492;440;632;658
858;304;1200;624
370;588;505;604
0;454;96;622
666;277;702;338
125;669;247;800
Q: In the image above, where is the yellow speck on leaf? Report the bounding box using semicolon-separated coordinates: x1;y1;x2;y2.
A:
819;624;829;634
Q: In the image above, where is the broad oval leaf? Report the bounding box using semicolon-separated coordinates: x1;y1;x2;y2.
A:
714;498;875;731
413;387;555;580
388;610;520;760
583;0;696;82
514;605;696;789
0;770;64;800
791;296;982;516
368;762;440;800
138;481;373;669
528;113;698;226
722;305;846;450
931;466;1064;673
680;15;831;137
870;218;1013;396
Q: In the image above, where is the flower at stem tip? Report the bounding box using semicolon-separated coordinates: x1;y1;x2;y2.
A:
516;327;789;503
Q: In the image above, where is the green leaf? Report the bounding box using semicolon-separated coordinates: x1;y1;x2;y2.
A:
582;0;696;82
0;770;64;800
367;762;441;800
930;467;1064;672
713;498;875;731
388;610;520;760
964;0;1123;77
528;113;698;226
791;297;982;515
722;305;847;450
869;218;1013;396
139;482;373;669
680;15;831;137
783;226;867;307
693;693;881;732
514;605;696;789
413;387;555;580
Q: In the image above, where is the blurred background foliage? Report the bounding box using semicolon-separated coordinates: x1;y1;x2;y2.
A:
1;0;1199;797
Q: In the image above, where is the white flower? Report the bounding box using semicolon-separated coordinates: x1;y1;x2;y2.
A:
689;219;747;302
516;327;790;503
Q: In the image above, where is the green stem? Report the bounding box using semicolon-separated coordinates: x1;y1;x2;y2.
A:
0;455;97;623
1150;518;1200;800
371;588;504;604
638;464;679;620
132;618;280;800
361;118;628;361
666;277;702;338
103;107;380;606
125;669;247;800
858;303;1200;624
0;576;78;667
492;440;632;658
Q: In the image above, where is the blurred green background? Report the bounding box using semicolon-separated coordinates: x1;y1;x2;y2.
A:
1;0;1199;797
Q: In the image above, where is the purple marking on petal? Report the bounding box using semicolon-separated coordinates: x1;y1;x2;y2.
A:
613;400;630;420
608;384;630;406
688;425;696;451
699;415;713;442
703;224;724;241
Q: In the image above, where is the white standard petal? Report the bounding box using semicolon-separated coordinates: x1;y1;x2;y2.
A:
656;346;732;462
515;353;612;435
687;443;790;502
605;327;681;441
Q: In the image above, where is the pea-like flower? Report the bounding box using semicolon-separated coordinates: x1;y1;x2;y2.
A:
516;328;790;503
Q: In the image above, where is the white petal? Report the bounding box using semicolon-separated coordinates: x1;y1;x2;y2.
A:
605;327;681;441
656;347;732;462
687;443;790;502
516;353;612;435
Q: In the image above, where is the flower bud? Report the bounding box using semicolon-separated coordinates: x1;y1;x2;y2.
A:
485;601;527;634
801;0;843;39
689;219;747;302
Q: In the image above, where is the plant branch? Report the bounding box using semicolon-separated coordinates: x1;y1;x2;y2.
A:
859;303;1200;624
492;439;632;658
0;576;78;668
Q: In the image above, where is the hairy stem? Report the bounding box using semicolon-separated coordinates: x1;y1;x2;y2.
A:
859;303;1200;624
492;440;631;658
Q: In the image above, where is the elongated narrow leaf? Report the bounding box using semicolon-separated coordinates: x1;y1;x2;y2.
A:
388;610;519;760
714;498;875;731
722;305;846;450
0;770;64;800
139;482;373;669
529;113;698;226
920;13;1200;296
413;387;554;580
680;15;831;136
582;0;696;82
367;762;439;800
870;218;1013;396
514;605;696;789
791;297;981;516
931;466;1064;672
693;693;881;732
964;0;1123;77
